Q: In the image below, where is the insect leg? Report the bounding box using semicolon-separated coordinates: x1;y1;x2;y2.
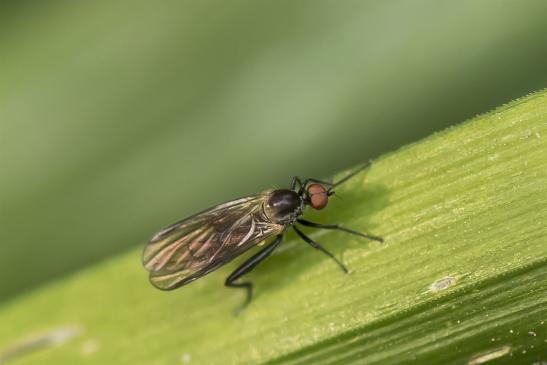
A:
225;234;284;312
292;225;348;273
297;219;384;243
290;176;303;190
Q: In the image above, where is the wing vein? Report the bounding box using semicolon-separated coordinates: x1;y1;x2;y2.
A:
142;192;284;290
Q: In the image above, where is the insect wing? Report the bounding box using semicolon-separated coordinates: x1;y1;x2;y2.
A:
142;193;283;290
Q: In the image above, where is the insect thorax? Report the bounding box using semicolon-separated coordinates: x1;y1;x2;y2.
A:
263;189;304;226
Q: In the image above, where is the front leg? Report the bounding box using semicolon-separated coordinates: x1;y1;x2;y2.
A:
225;234;283;314
290;176;303;190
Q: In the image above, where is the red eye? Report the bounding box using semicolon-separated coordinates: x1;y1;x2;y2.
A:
307;183;328;210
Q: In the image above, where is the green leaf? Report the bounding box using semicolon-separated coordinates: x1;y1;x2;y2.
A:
2;0;547;303
0;90;546;365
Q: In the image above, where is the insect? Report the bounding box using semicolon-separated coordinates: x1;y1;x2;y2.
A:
142;164;383;311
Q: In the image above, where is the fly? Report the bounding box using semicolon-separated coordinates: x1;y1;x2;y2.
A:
142;163;383;312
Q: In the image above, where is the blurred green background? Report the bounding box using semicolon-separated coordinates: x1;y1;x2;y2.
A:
0;0;546;303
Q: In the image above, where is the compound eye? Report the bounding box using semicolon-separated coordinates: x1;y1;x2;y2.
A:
307;183;328;210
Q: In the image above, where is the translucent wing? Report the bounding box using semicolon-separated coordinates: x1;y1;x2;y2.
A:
142;192;284;290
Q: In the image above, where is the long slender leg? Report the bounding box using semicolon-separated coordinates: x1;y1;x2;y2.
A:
225;234;283;313
297;219;384;243
292;225;348;273
290;176;302;190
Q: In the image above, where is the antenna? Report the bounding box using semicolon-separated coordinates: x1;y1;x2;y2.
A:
327;160;372;195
